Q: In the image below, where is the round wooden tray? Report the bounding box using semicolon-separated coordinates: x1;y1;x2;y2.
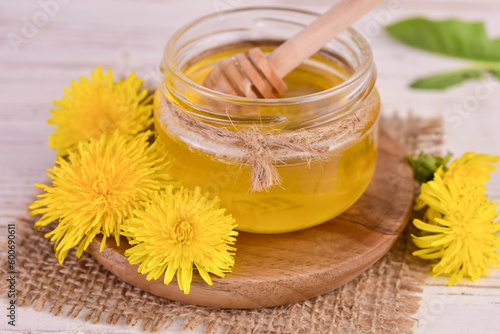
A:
88;131;414;309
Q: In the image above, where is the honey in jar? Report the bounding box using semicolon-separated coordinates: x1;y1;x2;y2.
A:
155;8;380;233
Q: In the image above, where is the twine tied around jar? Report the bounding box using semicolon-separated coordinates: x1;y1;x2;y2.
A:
159;93;377;192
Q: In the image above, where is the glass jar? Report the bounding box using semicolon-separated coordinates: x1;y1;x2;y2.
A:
154;7;380;233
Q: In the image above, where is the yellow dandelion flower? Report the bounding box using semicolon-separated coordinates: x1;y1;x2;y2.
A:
49;66;153;155
436;152;500;188
412;173;500;285
122;186;238;294
415;152;500;219
30;131;174;264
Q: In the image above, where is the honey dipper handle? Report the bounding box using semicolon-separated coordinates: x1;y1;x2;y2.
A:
267;0;384;78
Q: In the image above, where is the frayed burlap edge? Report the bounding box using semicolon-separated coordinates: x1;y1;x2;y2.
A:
1;113;442;333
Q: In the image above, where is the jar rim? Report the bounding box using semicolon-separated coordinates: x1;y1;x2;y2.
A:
163;6;374;105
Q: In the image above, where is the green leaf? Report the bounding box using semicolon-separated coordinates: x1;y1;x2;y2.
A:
489;69;500;79
405;152;452;185
410;68;483;90
385;17;500;62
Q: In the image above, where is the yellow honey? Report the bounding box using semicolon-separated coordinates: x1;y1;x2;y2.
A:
154;44;380;233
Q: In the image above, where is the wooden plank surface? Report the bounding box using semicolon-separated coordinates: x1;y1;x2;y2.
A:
1;0;499;333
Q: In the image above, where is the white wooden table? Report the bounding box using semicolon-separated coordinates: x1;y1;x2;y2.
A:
1;0;499;333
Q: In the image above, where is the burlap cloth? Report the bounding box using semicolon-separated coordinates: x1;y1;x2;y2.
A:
1;113;443;333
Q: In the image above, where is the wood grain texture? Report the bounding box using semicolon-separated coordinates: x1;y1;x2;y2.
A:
87;131;414;309
205;0;383;97
268;0;384;77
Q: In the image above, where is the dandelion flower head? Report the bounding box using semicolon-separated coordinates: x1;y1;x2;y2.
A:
49;66;153;155
413;153;500;285
30;131;174;264
122;186;238;294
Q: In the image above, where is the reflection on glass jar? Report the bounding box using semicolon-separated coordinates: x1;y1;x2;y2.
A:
155;7;380;233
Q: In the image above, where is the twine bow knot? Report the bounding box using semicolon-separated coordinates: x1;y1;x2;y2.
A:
162;96;374;192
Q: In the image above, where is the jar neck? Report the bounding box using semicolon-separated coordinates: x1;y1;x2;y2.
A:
160;7;376;132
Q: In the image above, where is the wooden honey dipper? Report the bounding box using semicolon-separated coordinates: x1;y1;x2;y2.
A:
204;0;383;98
